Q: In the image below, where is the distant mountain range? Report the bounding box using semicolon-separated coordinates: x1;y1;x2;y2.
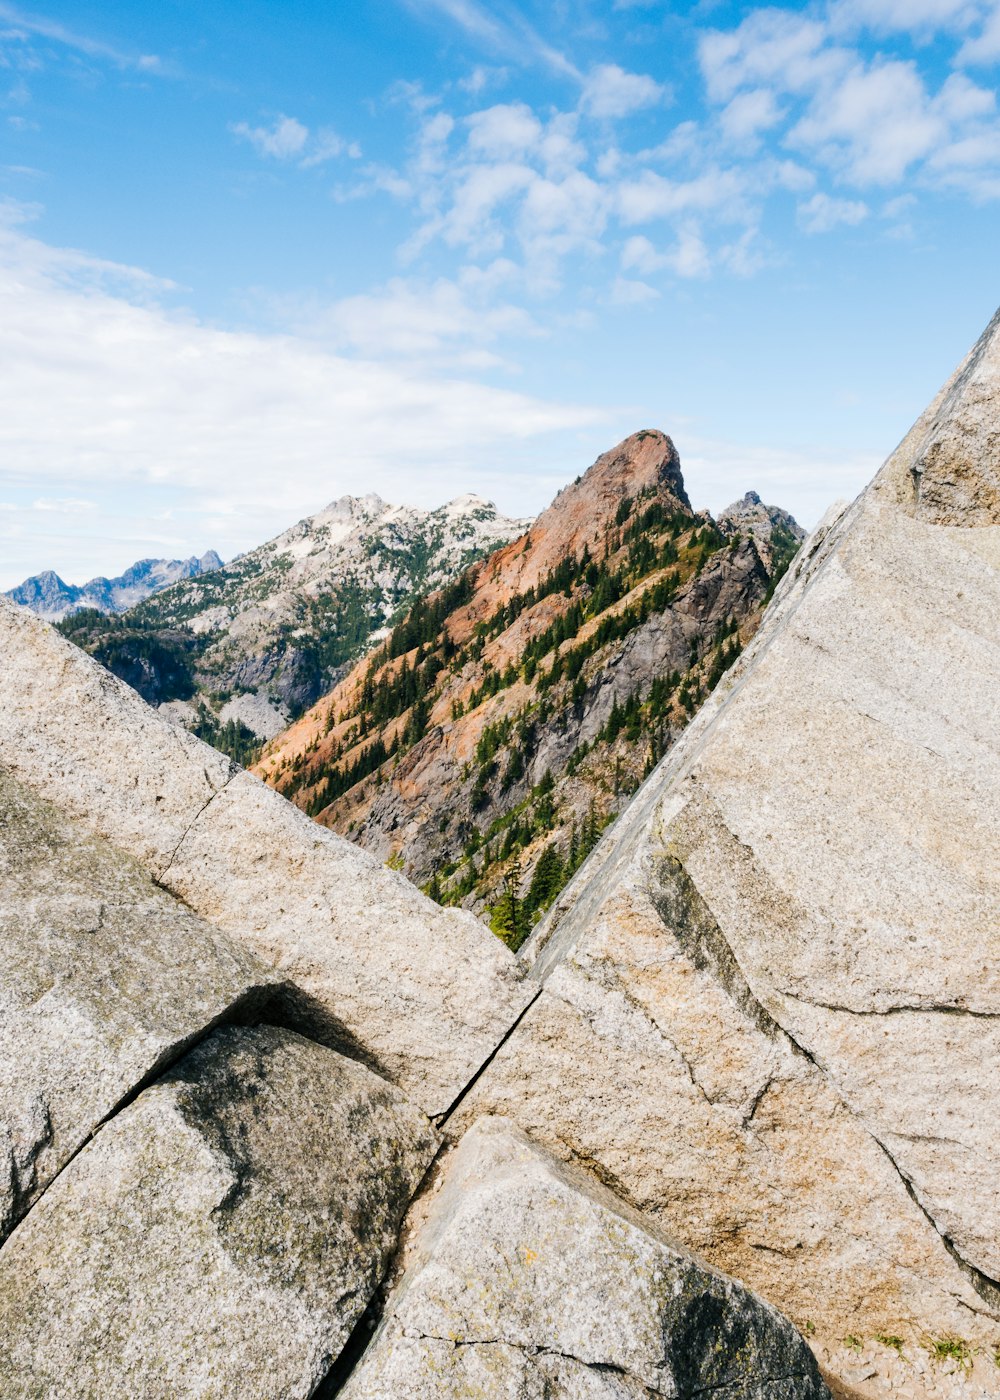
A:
5;552;223;621
55;494;529;755
254;432;803;941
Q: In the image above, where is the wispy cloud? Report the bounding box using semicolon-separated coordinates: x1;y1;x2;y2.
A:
580;63;668;119
699;3;1000;190
400;0;581;79
0;216;602;585
0;1;160;70
797;191;869;231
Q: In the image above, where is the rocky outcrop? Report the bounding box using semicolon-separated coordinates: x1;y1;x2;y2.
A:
341;1116;829;1399
256;432;801;935
5;551;222;621
0;767;278;1241
718;490;804;570
0;1025;437;1398
2;309;1000;1399
0;595;534;1116
896;303;1000;525
446;310;1000;1381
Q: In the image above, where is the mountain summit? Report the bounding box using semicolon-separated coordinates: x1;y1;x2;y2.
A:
57;491;529;748
256;430;802;934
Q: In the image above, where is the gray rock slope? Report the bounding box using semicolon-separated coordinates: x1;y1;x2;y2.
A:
342;1117;828;1400
0;766;279;1242
0;1025;437;1398
0;593;535;1117
5;551;222;621
1;307;999;1398
455;309;1000;1370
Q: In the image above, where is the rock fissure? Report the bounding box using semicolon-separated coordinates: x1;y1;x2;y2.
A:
651;862;1000;1314
153;763;239;887
434;983;546;1130
0;979;282;1248
870;1135;1000;1318
782;991;1000;1021
574;955;718;1109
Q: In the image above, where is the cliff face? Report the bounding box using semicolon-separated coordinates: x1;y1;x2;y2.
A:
256;431;802;940
56;492;527;751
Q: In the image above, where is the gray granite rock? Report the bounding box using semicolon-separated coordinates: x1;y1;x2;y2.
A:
0;597;534;1115
0;1024;438;1399
0;766;279;1242
452;309;1000;1388
341;1117;829;1399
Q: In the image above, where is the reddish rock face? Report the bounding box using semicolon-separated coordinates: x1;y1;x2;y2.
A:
255;431;801;935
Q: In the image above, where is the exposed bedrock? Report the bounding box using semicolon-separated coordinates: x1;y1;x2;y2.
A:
0;1025;438;1399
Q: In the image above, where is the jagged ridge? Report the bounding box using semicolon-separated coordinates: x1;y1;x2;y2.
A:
255;431;802;942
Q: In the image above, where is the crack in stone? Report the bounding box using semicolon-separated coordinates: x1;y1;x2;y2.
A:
869;1135;1000;1318
395;1331;818;1398
0;979;281;1251
154;764;240;888
644;832;1000;1318
781;991;1000;1021
434;983;546;1130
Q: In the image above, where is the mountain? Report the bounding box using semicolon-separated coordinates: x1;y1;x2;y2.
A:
2;306;1000;1400
255;431;803;941
56;492;529;754
5;551;222;621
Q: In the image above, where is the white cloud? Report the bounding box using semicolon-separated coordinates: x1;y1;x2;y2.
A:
620;233;667;274
300;129;362;167
32;497;96;513
789;60;992;184
719;89;784;146
831;0;983;35
698;3;1000;197
616;168;751;224
699;11;850;103
619;226;710;278
580;64;666;119
0;1;161;69
610;275;659;304
230;114;360;167
279;269;538;360
231;114;309;159
467;102;542;158
797;191;869;231
0;220;603;586
403;0;580;79
960;5;1000;61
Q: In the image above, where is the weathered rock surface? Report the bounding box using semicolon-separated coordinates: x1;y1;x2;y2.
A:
0;595;534;1115
450;307;1000;1378
341;1117;829;1399
0;766;278;1242
896;304;1000;525
0;1024;438;1399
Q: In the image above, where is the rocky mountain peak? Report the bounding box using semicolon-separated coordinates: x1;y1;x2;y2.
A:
319;492;390;520
57;488;530;744
718;489;805;569
878;302;1000;525
256;430;803;934
5;552;223;622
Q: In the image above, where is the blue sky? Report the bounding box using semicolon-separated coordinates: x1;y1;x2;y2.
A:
1;0;999;586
